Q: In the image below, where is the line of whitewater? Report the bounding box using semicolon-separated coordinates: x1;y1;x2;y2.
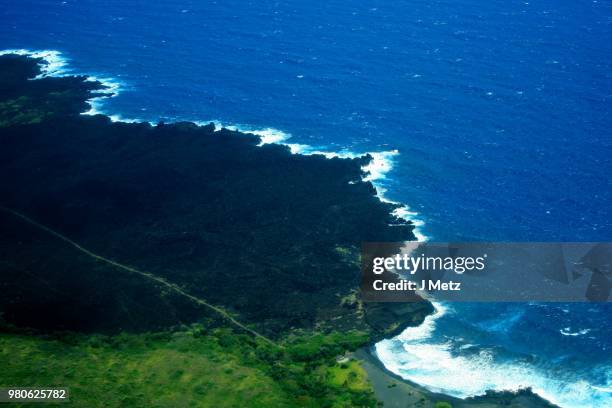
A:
0;206;278;347
0;48;427;242
214;125;429;241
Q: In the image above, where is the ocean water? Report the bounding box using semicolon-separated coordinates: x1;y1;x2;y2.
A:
1;0;611;406
376;302;612;407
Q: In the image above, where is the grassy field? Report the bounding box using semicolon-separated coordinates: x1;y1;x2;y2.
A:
325;361;370;392
0;327;378;407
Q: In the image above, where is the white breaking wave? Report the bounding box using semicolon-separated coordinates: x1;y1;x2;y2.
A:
560;327;591;337
375;302;611;408
591;385;612;393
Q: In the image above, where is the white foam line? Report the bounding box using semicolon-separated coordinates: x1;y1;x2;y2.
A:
559;327;591;337
1;49;128;122
2;49;427;242
224;124;429;241
375;301;610;408
0;49;68;78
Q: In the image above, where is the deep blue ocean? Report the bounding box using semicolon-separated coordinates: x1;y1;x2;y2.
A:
2;1;611;406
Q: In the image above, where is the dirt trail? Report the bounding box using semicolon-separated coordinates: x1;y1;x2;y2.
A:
0;206;279;347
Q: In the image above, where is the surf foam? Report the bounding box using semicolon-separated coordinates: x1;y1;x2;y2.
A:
200;121;428;241
0;49;67;77
375;302;611;408
0;49;128;122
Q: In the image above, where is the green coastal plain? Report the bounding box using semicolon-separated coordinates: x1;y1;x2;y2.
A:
1;328;375;407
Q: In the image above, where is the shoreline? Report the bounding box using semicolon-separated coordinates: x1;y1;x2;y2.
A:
355;346;559;408
0;51;419;335
361;302;561;408
355;347;462;408
0;49;560;408
0;48;428;242
358;301;462;407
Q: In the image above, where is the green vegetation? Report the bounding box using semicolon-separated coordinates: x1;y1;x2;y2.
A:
325;361;370;392
0;96;51;127
285;331;369;362
435;402;453;408
0;327;378;407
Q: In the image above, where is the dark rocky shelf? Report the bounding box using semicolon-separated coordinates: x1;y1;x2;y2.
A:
0;54;426;337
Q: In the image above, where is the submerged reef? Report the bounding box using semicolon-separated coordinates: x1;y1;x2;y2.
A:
0;54;429;337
